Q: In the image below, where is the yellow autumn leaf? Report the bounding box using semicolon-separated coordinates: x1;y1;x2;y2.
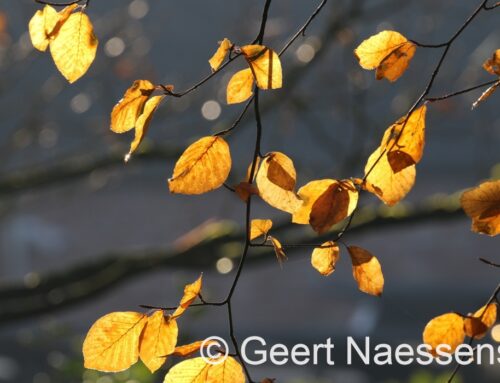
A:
49;11;98;83
169;136;232;195
172;274;203;318
250;219;273;241
423;313;465;356
483;49;500;76
381;105;427;173
309;180;359;234
241;44;282;89
164;356;245;383
227;68;254;104
364;146;416;206
83;311;147;372
125;95;165;162
464;303;497;339
269;236;287;266
209;38;232;71
139;310;178;373
255;152;302;214
111;79;155;133
460;180;500;236
173;341;207;357
311;241;340;276
29;5;57;51
354;30;416;82
348;246;384;296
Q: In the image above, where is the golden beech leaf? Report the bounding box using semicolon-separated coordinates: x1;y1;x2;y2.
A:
125;95;165;162
169;137;232;195
483;49;500;76
472;80;500;109
234;181;259;202
381;105;427;173
269;236;287;266
464;303;497;339
227;68;254;104
83;311;147;372
164;356;245;383
139;311;178;373
348;246;384;297
173;341;207;357
354;30;416;82
309;180;359;234
250;219;273;241
311;241;340;276
209;38;232;71
49;11;98;83
111;80;155;133
172;274;203;318
364;146;416;206
241;45;282;89
422;313;465;356
255;152;302;214
460;180;500;236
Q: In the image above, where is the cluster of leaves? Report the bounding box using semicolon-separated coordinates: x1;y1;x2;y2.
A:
26;1;500;381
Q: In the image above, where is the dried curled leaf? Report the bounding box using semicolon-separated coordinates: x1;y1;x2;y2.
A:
309;180;359;234
483;49;500;75
472;81;500;109
111;80;156;133
354;30;416;82
209;38;232;71
164;356;245;383
83;312;147;372
125;95;165;162
423;313;465;356
172;274;203;318
311;241;340;276
140;311;178;373
464;303;497;339
460;180;500;236
173;341;207;357
364;146;416;206
250;219;273;241
269;236;287;266
348;246;384;297
227;68;254;104
169;137;232;195
241;45;282;89
49;11;98;83
255;152;302;214
382;105;427;173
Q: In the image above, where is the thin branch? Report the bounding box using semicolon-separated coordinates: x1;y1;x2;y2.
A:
425;79;499;102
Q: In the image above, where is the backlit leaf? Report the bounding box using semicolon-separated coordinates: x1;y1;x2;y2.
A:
348;246;384;296
209;38;232;71
354;30;416;82
227;68;254;104
234;181;258;202
483;49;500;76
311;241;340;276
169;137;231;195
125;95;165;162
241;45;282;89
269;236;287;266
49;11;98;83
83;312;147;372
364;146;416;206
173;341;206;357
382;105;427;173
172;274;203;318
464;303;497;339
139;310;178;372
423;313;465;356
460;180;500;236
164;356;245;383
111;80;155;133
250;219;273;241
255;152;302;214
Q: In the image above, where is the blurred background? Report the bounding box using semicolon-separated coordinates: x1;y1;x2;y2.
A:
0;0;499;382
